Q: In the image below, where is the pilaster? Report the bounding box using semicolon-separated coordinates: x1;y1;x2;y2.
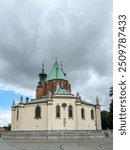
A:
75;92;81;130
47;92;53;130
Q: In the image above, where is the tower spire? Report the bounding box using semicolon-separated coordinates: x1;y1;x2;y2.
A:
38;61;47;85
55;57;57;62
60;61;66;77
42;61;44;73
61;61;63;70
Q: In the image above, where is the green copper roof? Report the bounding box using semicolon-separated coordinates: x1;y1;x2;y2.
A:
45;61;67;82
27;97;48;104
54;88;71;95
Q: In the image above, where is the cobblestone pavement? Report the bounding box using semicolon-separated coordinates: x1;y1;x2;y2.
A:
0;137;113;150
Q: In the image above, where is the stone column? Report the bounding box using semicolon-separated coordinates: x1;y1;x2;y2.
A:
95;97;102;130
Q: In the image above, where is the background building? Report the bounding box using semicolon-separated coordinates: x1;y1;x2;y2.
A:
0;127;5;135
11;61;101;131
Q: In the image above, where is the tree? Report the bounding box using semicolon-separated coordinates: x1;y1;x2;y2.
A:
101;86;113;130
107;86;113;129
109;86;113;113
101;110;109;130
3;124;11;131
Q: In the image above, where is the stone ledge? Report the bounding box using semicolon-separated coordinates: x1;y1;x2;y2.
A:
2;130;105;140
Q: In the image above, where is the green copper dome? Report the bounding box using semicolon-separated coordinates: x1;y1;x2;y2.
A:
45;61;67;82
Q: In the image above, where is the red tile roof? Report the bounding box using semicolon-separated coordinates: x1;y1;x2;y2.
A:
0;127;5;132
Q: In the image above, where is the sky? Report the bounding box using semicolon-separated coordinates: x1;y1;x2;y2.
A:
0;0;112;127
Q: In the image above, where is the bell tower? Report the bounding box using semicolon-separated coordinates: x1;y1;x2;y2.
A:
38;61;47;85
36;61;71;98
36;62;47;98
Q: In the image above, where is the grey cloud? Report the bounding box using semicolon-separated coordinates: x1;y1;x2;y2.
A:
0;0;112;110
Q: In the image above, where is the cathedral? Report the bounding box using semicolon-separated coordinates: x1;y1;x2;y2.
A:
11;61;101;131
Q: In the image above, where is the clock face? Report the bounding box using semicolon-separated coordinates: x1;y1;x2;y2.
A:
62;103;67;108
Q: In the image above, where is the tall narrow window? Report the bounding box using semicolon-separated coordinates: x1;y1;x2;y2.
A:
35;105;41;119
91;109;94;120
81;108;85;119
68;105;73;118
50;84;54;93
56;105;60;118
16;109;19;120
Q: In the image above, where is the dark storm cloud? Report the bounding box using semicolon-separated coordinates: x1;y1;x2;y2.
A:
0;0;112;110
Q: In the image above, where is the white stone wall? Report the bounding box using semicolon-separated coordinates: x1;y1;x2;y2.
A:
52;97;77;130
11;103;48;131
11;96;101;131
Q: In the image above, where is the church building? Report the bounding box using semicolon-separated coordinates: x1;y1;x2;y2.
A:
11;61;101;131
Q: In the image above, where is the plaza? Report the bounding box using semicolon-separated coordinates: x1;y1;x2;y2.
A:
0;137;112;150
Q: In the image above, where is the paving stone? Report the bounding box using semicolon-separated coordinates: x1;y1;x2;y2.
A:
0;137;112;150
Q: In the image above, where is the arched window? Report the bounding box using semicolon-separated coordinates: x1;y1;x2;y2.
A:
35;105;41;119
91;109;94;120
68;105;73;118
56;105;60;118
81;108;85;119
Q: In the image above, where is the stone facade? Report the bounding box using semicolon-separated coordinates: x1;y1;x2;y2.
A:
11;95;101;131
11;61;102;131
